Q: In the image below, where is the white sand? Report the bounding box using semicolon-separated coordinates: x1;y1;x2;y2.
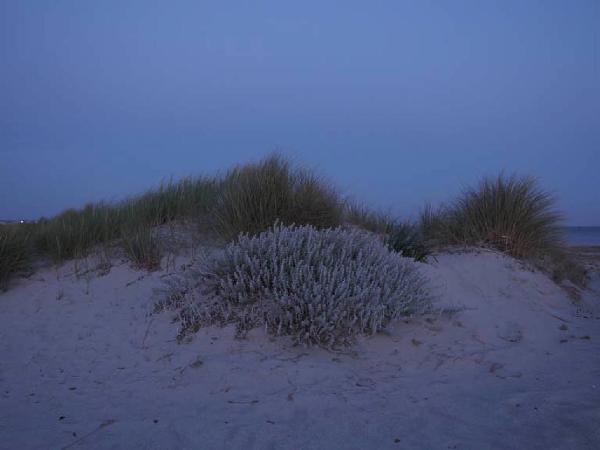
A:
1;249;599;449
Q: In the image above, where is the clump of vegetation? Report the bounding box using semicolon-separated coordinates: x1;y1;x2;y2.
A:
420;174;586;285
421;175;564;257
386;222;429;262
0;225;31;291
167;224;432;347
535;247;588;287
121;226;162;270
0;159;584;292
35;203;121;261
213;154;343;241
32;176;219;262
345;204;430;261
345;203;395;235
117;176;221;227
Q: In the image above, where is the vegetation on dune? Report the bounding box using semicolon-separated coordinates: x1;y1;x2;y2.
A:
386;221;430;262
213;154;343;240
0;155;586;291
420;175;563;258
0;224;31;291
34;203;121;261
346;203;395;235
163;224;432;347
121;225;162;270
420;174;586;285
0;175;219;287
33;176;219;262
345;203;430;261
119;176;221;227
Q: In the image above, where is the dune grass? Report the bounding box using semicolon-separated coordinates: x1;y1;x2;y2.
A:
32;176;220;263
420;174;586;285
0;224;31;291
345;204;429;261
213;154;343;240
121;225;162;270
346;203;395;234
0;175;220;288
421;174;564;257
0;155;345;288
34;203;122;261
0;158;586;291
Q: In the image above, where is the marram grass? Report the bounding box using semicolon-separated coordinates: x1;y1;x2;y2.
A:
421;174;564;258
420;174;586;285
0;157;585;291
0;224;31;291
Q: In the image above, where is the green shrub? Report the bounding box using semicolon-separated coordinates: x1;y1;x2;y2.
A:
213;154;343;240
0;225;31;291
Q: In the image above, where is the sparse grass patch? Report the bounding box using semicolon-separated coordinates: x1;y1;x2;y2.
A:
535;247;589;287
121;226;162;270
213;154;343;240
0;224;31;291
345;203;395;235
117;176;221;228
33;176;219;262
166;224;432;347
35;203;121;261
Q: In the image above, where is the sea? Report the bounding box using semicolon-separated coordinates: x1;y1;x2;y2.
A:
564;226;600;246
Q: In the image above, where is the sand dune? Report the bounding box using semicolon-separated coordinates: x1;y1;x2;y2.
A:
1;250;599;449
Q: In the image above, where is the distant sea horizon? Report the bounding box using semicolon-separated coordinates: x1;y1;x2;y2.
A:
563;226;600;246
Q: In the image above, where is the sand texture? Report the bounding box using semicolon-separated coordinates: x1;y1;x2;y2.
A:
1;249;599;449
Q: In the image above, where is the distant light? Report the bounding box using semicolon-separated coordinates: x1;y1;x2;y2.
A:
20;220;24;224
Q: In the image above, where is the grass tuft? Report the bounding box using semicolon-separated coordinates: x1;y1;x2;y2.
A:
345;203;395;235
421;174;564;258
34;203;121;261
0;225;31;291
121;226;162;270
345;204;429;261
213;154;343;240
386;222;429;262
420;174;586;285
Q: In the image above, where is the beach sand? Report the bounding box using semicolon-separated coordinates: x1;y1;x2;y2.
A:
1;249;599;449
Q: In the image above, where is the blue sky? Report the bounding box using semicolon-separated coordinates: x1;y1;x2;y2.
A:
1;1;598;224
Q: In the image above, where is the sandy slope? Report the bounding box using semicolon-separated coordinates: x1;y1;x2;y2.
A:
1;250;599;450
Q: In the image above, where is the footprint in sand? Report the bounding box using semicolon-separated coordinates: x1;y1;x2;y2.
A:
489;362;522;379
496;322;523;343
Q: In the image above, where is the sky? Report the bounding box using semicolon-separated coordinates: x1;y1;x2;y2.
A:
1;1;598;225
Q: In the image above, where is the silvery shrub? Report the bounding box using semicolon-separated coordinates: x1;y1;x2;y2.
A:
168;224;432;347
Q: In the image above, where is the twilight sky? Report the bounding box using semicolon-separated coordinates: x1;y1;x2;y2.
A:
1;1;598;225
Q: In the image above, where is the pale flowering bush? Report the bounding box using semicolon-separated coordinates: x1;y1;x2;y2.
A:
163;224;432;347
